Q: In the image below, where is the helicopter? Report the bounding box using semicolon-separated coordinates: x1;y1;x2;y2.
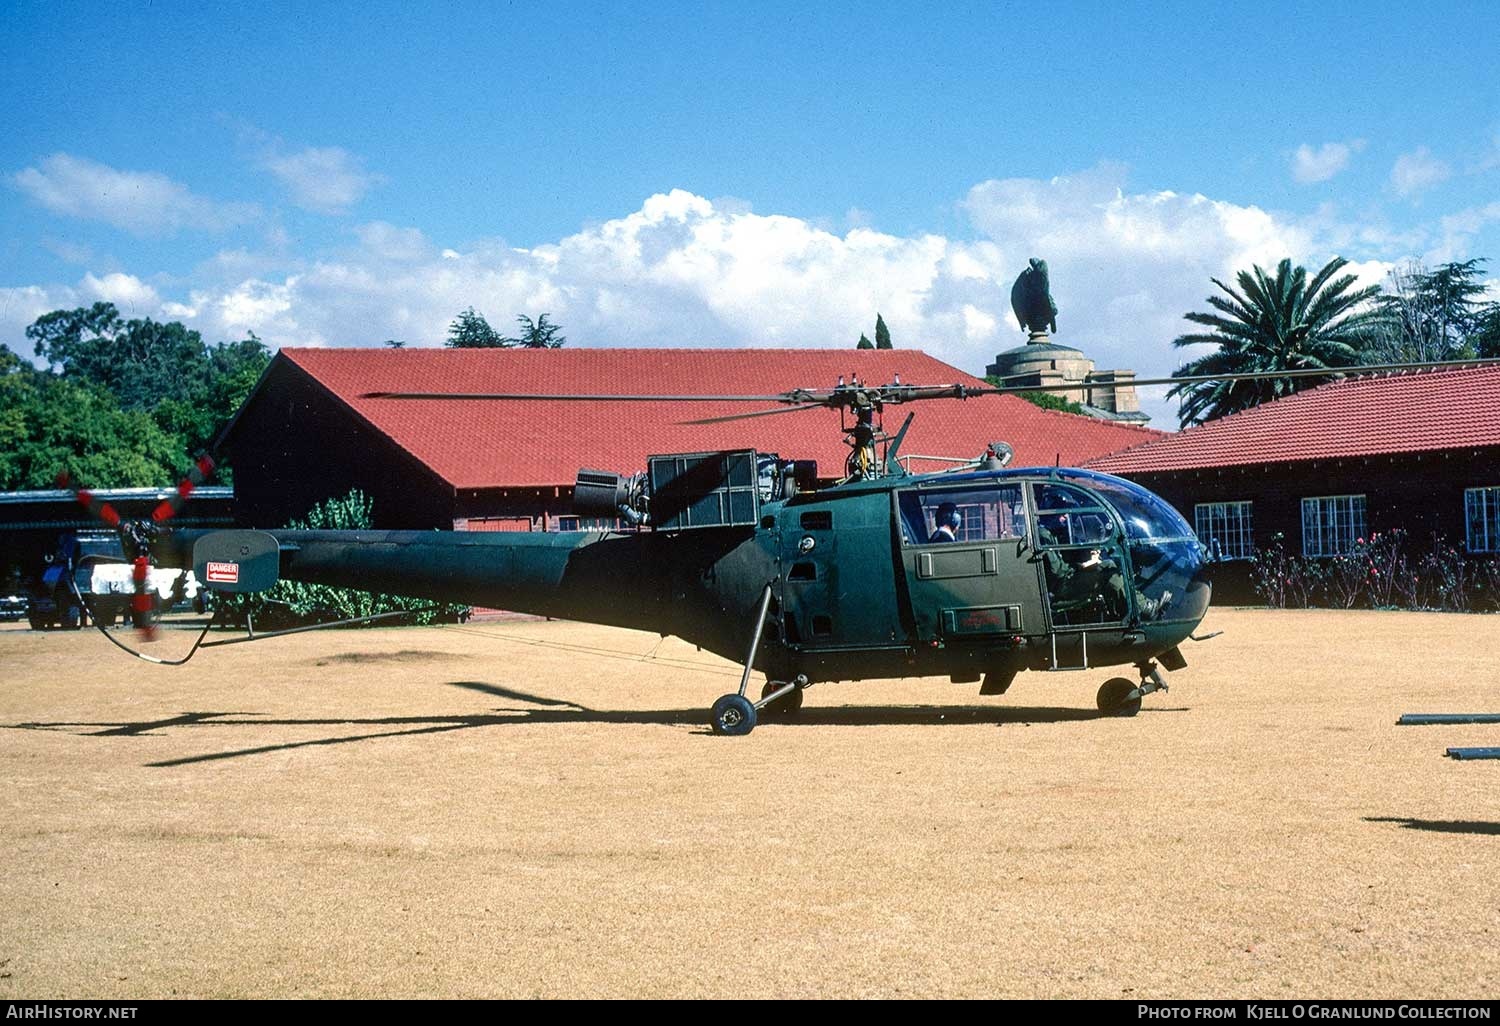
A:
63;358;1498;736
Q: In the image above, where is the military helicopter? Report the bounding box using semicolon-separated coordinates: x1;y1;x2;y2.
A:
64;358;1497;735
63;369;1218;735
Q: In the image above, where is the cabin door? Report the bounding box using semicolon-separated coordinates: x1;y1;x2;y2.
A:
896;482;1042;643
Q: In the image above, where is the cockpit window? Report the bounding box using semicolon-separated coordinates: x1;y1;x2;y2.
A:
1060;471;1195;541
1033;483;1097;511
1036;511;1115;546
898;485;1026;545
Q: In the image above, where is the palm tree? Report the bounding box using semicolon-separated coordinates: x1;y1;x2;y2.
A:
1168;257;1385;426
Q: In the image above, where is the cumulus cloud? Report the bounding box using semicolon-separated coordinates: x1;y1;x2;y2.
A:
1428;201;1500;263
8;170;1385;424
960;164;1318;401
1291;140;1362;184
261;146;381;214
1390;147;1451;198
80;272;160;313
10;154;259;235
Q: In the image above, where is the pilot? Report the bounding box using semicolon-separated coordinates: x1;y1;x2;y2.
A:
932;502;961;543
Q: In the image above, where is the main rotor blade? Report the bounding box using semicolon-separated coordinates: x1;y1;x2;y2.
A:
983;358;1500;394
679;404;829;425
361;391;813;402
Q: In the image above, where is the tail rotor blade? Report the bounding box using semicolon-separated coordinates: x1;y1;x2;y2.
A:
131;556;158;642
152;454;216;524
57;472;124;529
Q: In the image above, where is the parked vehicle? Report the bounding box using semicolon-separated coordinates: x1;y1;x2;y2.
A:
0;593;27;622
27;531;206;630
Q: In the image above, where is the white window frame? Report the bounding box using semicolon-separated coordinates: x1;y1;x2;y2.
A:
1301;494;1367;557
1194;501;1254;560
1466;487;1500;553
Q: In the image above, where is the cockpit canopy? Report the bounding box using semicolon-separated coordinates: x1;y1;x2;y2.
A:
1055;469;1197;543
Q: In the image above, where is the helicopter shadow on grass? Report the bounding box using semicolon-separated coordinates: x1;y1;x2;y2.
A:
1363;816;1500;837
2;679;1190;767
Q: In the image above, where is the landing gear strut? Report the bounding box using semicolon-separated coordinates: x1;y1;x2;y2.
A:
709;583;814;735
1096;660;1170;717
759;677;806;719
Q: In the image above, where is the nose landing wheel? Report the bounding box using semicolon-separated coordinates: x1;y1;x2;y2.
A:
1097;661;1170;716
1096;677;1142;717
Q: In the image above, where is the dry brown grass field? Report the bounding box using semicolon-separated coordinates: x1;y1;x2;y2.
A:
1;608;1496;999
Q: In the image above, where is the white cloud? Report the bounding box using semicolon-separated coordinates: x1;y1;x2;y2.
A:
80;272;160;313
1428;201;1500;263
353;221;432;262
10;154;258;235
1390;148;1451;198
0;284;73;356
5;171;1416;425
261;146;380;214
1291;140;1362;184
960;165;1317;383
41;238;96;265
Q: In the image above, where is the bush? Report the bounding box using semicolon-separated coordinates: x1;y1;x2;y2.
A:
1250;528;1499;613
1250;534;1324;608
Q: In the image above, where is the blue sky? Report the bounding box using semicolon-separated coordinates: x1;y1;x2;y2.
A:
4;1;1499;425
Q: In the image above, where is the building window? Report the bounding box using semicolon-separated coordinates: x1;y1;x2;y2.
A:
1467;487;1500;553
1194;501;1254;560
550;515;621;532
1301;495;1367;556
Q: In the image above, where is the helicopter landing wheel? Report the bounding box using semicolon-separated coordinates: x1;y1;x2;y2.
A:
710;693;758;736
758;680;804;719
1097;677;1142;717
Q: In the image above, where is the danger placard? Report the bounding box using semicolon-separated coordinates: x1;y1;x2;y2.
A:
206;561;240;583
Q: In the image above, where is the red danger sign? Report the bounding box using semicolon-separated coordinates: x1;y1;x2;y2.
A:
206;561;240;583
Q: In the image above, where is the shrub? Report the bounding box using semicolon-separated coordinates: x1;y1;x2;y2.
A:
1250;528;1499;613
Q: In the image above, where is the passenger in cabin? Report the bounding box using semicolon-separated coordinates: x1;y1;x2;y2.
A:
932;502;961;543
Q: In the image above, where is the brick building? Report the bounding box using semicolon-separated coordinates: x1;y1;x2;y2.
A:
1086;365;1500;600
222;347;1162;531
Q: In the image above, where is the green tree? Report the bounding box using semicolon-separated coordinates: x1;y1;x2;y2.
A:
856;333;874;349
1366;259;1493;363
0;345;184;489
514;313;566;349
875;313;893;349
1167;257;1383;427
16;305;270;483
24;301;122;371
1475;304;1500;358
29;304;210;411
445;307;511;348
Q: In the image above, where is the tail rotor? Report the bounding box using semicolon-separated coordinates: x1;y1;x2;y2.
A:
56;455;217;641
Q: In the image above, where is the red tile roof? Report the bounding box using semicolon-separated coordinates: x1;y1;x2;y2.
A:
264;348;1161;490
1088;364;1500;475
